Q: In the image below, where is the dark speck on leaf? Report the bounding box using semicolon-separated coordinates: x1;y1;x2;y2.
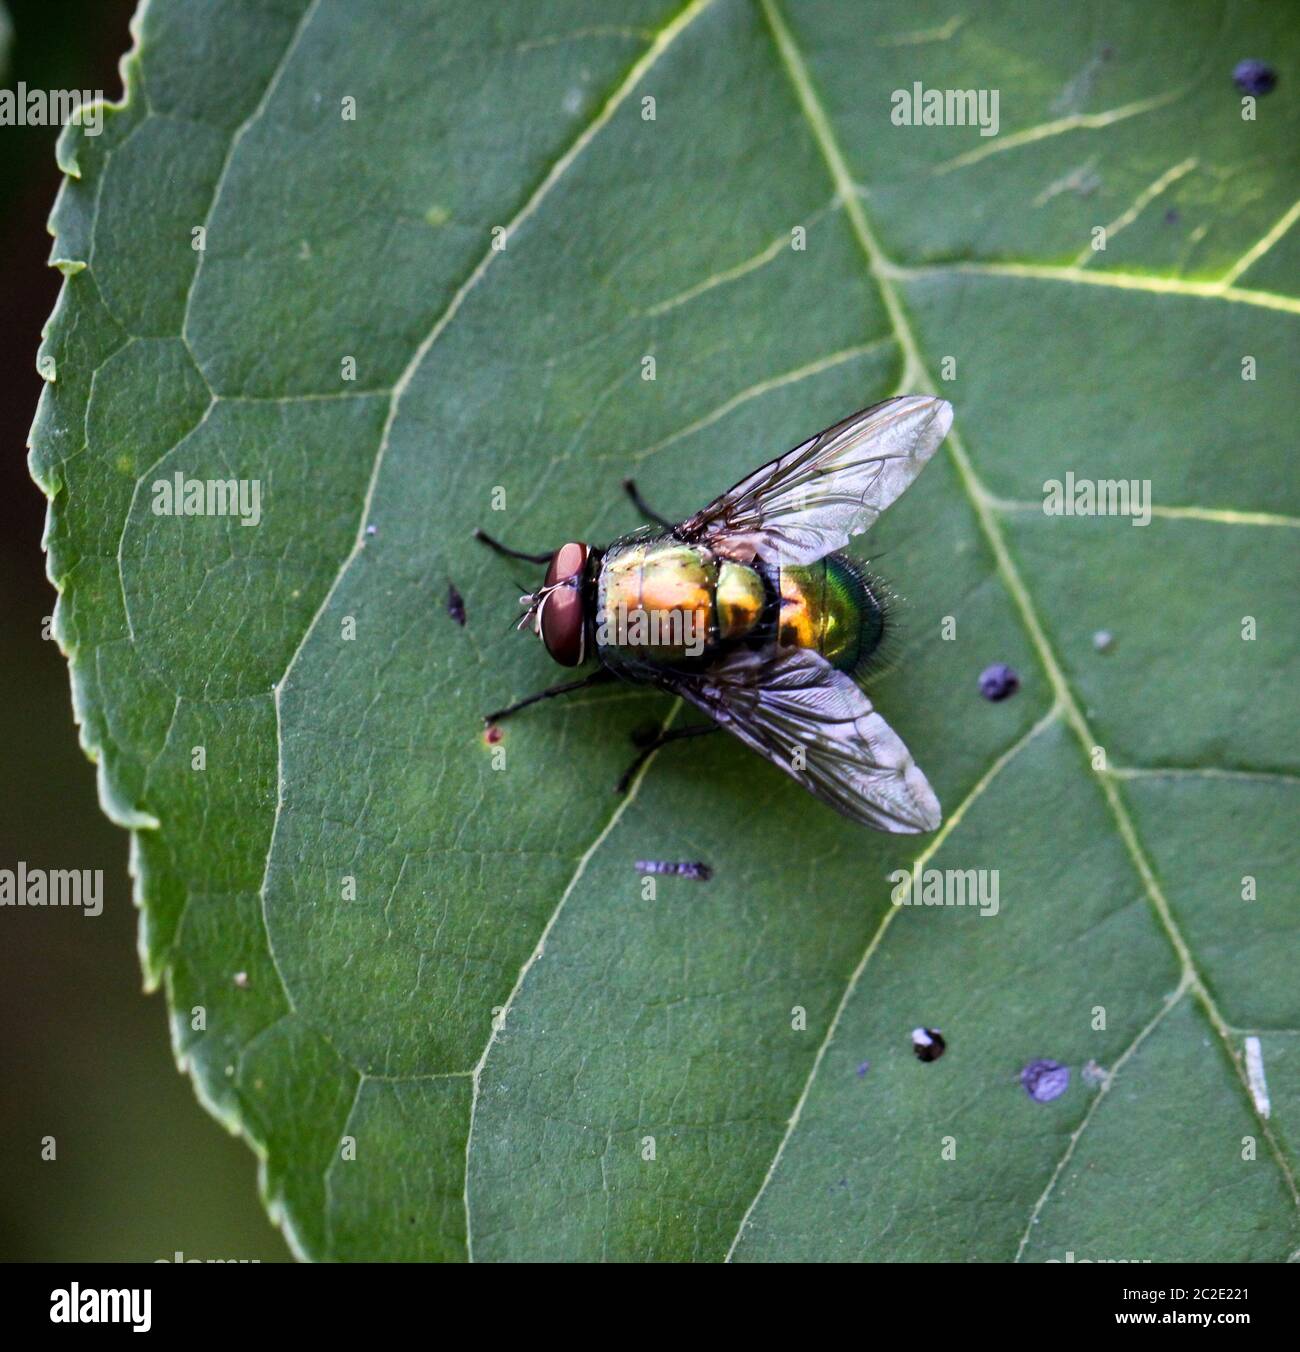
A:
856;1060;871;1078
912;1027;945;1062
1021;1059;1070;1103
1233;59;1277;96
484;724;502;746
979;663;1020;701
447;583;466;626
1163;207;1180;225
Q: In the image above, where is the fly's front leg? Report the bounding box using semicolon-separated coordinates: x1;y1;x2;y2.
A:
615;722;719;793
621;479;673;529
484;669;613;726
473;528;551;564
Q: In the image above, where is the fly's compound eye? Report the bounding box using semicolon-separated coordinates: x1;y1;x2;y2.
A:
539;541;589;667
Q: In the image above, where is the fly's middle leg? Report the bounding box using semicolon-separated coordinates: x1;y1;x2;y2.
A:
473;528;551;564
621;479;673;529
615;722;719;793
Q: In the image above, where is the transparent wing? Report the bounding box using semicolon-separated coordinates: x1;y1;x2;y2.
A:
679;395;952;566
675;645;941;834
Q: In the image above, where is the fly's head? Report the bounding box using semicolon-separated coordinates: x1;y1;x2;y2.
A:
518;541;590;667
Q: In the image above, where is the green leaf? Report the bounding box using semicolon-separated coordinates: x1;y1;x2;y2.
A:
31;0;1298;1261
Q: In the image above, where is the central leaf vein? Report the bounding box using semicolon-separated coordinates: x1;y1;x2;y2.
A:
734;0;1298;1254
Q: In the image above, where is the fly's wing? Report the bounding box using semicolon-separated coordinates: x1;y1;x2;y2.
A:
678;395;952;566
675;645;941;833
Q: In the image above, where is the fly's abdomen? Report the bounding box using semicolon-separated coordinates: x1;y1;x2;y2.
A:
778;552;886;676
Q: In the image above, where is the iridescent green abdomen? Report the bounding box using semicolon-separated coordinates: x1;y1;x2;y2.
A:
778;553;885;676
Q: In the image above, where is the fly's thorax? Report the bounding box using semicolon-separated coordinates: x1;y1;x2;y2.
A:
778;553;886;676
596;534;736;665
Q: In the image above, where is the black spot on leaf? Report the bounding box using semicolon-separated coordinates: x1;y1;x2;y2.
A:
1233;59;1277;95
1021;1059;1070;1102
979;663;1020;701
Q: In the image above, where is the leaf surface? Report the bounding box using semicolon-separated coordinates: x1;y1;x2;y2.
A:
31;0;1298;1260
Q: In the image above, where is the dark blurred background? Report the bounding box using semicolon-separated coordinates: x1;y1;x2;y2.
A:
0;0;289;1261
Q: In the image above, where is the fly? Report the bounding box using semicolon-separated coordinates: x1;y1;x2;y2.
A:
475;396;952;833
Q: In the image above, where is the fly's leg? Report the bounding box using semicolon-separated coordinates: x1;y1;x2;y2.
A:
621;479;673;529
484;669;613;725
615;722;719;793
473;528;551;565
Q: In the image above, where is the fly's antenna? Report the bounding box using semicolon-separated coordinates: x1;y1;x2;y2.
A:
511;576;578;638
507;576;542;636
515;592;541;634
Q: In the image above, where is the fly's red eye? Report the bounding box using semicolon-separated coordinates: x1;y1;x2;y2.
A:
540;542;589;666
544;542;588;589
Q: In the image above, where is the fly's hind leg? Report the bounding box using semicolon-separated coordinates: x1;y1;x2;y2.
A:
615;722;719;793
621;479;673;529
484;669;613;726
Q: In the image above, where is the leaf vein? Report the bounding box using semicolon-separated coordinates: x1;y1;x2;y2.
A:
750;0;1298;1250
180;0;322;353
724;701;1064;1259
886;259;1300;316
1013;980;1191;1261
